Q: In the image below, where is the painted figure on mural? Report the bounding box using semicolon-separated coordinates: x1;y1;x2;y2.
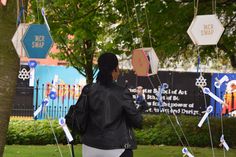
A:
222;80;236;117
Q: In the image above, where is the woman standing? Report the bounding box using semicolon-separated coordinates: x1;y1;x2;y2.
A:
81;52;147;157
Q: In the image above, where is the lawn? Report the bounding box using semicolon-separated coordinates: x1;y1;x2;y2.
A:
3;145;236;157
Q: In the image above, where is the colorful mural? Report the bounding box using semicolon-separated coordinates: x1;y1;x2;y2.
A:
33;65;86;119
211;73;236;117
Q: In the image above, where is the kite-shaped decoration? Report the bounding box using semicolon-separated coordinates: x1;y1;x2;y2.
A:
132;47;159;76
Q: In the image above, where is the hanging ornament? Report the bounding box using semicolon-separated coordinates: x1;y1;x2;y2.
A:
49;75;59;100
34;98;49;117
59;118;73;142
182;147;194;157
0;0;7;6
202;87;228;107
41;7;50;31
132;47;159;76
187;15;224;45
195;74;207;88
214;75;229;89
28;60;37;87
18;68;30;80
155;83;169;111
219;135;229;151
12;23;29;58
198;106;213;127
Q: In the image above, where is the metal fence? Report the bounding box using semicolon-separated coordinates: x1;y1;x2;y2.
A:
12;79;82;120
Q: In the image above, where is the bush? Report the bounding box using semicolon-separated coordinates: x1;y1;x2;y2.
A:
7;114;236;147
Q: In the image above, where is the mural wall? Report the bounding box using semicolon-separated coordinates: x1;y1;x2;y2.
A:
13;66;236;119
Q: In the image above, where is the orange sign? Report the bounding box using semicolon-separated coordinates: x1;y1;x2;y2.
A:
132;49;150;76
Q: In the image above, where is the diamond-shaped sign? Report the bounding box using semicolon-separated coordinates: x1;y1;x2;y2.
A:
187;14;224;45
21;24;53;58
12;23;29;58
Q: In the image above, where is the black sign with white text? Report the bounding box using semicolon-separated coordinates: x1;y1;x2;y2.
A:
117;70;211;116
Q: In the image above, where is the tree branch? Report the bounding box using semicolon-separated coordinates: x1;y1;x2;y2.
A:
58;35;85;67
224;13;236;29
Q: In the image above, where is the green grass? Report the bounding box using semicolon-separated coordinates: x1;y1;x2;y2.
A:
3;145;236;157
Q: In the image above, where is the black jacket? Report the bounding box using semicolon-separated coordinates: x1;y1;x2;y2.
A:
81;82;143;150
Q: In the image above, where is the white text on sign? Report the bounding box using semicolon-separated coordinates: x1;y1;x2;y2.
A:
32;35;45;48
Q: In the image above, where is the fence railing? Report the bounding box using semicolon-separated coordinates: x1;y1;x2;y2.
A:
12;81;82;120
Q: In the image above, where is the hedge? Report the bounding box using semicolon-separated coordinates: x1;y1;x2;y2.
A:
7;114;236;147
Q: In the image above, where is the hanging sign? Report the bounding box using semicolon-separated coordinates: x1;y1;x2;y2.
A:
132;47;159;76
21;24;53;58
0;0;7;6
12;23;29;58
187;14;224;45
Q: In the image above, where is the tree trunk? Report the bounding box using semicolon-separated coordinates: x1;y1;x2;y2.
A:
84;40;95;84
0;2;19;157
85;65;94;84
229;53;236;69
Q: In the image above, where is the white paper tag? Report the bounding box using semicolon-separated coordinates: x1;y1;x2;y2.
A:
198;106;213;127
52;75;59;92
34;105;42;117
33;98;49;117
29;68;35;87
220;135;229;151
214;75;229;88
41;8;50;31
182;147;194;157
202;88;225;104
59;118;73;142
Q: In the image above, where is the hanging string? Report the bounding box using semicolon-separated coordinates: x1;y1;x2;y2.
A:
17;0;25;25
36;67;73;157
197;46;201;73
45;110;64;157
36;0;40;23
21;0;25;23
202;89;216;157
131;0;145;87
16;0;20;26
194;0;199;17
125;0;135;50
196;45;216;157
196;45;215;157
150;75;194;155
212;0;216;14
195;0;217;16
215;45;226;157
154;75;194;155
143;2;152;47
132;0;144;48
130;1;193;153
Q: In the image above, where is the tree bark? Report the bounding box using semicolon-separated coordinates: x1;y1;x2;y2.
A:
0;1;19;157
